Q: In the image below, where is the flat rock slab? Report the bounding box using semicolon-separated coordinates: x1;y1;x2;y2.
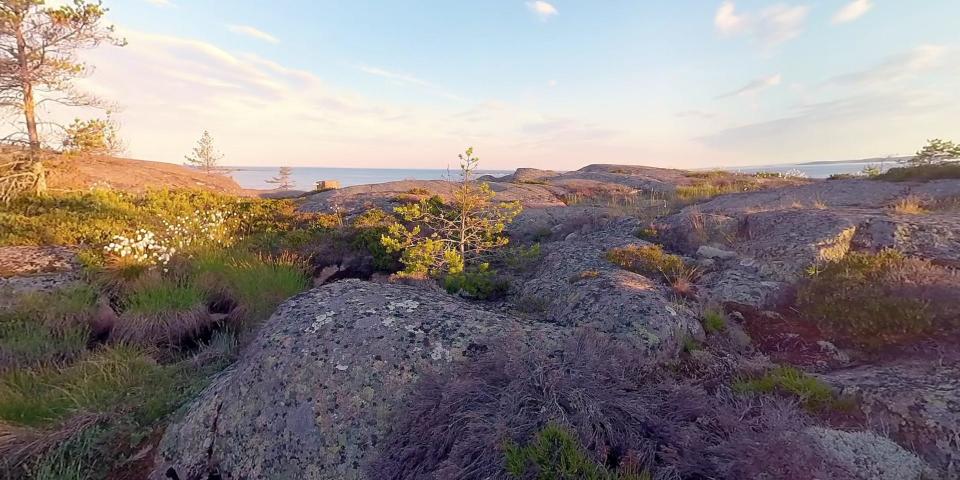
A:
822;359;960;475
0;246;77;277
151;280;565;480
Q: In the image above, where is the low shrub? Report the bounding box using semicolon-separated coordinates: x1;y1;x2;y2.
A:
605;245;698;292
874;162;960;182
444;264;510;300
890;195;927;215
702;309;727;334
367;332;844;479
796;250;959;347
734;366;834;411
501;243;542;273
504;424;649;480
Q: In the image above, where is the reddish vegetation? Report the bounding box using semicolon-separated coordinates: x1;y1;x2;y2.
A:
729;303;839;368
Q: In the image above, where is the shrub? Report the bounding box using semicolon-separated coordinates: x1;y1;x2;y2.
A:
874;163;960;182
605;245;697;290
444;264;510;300
501;243;542;273
366;332;843;480
702;309;727;334
504;424;649;480
351;208;402;272
890;195;927;215
795;250;960;347
734;366;834;411
382;148;521;276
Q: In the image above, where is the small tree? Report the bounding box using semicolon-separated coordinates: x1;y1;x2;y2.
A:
908;139;960;166
266;166;295;190
381;147;522;276
62;117;124;155
185;130;223;174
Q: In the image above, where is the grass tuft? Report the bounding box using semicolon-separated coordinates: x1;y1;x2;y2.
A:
734;366;834;410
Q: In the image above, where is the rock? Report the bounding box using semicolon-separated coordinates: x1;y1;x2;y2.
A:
806;427;936;480
821;359;960;474
151;280;565;480
696;245;737;260
518;219;702;357
0;246;81;306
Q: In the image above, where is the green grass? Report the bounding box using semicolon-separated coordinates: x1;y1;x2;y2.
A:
874;162;960;182
190;249;309;319
1;286;98;370
702;309;727;334
124;281;205;314
504;424;650;480
734;366;834;410
0;346;160;427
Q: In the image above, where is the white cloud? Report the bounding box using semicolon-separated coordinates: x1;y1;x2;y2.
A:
717;74;782;99
526;1;558;21
715;1;747;36
547;79;559;88
714;2;810;48
144;0;175;7
832;0;873;24
226;24;279;44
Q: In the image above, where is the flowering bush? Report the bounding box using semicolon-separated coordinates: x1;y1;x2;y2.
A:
103;229;175;266
161;209;237;250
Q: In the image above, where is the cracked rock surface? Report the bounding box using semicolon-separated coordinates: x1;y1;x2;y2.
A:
150;280;565;480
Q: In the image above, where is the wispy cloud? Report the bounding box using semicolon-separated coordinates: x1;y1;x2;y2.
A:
358;65;432;88
826;45;951;88
832;0;873;24
527;1;558;21
716;74;782;99
547;79;559;88
226;24;279;44
144;0;175;7
714;2;809;48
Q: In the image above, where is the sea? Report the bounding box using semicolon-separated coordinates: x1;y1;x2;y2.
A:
225;160;895;190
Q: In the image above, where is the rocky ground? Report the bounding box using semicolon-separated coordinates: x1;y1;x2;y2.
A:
4;164;956;479
158;168;959;479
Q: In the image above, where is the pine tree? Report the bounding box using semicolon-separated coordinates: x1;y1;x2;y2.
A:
184;130;224;174
266;166;295;190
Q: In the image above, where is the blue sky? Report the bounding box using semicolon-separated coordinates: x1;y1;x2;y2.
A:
56;0;960;169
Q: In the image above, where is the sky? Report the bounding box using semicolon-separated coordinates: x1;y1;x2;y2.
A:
37;0;960;169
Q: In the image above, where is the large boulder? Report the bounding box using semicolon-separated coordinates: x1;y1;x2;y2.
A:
151;280;565;480
821;359;960;475
519;219;702;357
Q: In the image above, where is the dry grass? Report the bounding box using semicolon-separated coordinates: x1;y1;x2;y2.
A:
0;413;99;472
890;195;927;215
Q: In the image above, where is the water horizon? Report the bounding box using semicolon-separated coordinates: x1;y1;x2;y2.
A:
226;159;900;190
